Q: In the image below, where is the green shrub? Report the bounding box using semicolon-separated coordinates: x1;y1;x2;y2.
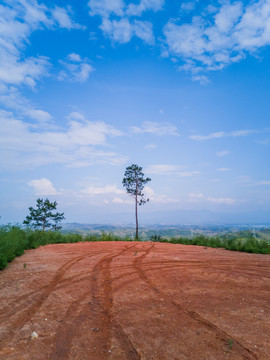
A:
0;226;87;269
149;235;162;242
0;226;28;269
84;232;126;242
164;233;270;254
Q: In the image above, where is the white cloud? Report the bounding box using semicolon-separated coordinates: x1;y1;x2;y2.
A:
190;129;257;141
89;31;98;40
112;197;133;204
188;193;204;202
0;86;55;127
231;129;258;137
101;17;132;43
144;186;179;204
217;168;230;172
257;138;270;145
88;0;163;17
215;2;243;33
146;164;200;177
80;182;178;205
257;180;270;185
131;121;179;136
58;53;95;82
88;0;159;44
88;0;124;17
191;74;210;85
67;53;82;62
81;184;125;196
189;131;226;141
146;164;183;175
126;0;164;16
100;18;154;44
0;0;85;141
237;177;270;187
189;193;237;205
52;6;83;30
144;144;157;149
234;0;270;50
181;1;197;12
178;171;200;178
133;20;154;45
28;178;57;196
66;112;86;121
26;109;52;123
238;175;253;184
0;0;83;89
216;150;230;157
0;111;126;170
163;0;270;80
0;53;50;88
206;197;237;205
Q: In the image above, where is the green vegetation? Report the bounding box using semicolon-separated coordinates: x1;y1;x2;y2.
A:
0;226;269;271
158;233;270;254
23;198;65;231
0;226;129;270
226;338;234;350
0;226;28;270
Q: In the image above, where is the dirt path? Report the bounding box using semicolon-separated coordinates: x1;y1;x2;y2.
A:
0;241;269;360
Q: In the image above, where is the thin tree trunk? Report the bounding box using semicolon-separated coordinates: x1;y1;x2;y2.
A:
135;174;138;240
135;194;138;239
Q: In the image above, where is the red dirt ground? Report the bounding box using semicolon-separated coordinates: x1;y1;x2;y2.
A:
0;241;269;360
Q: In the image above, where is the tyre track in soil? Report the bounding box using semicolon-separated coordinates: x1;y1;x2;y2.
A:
0;250;110;348
0;253;92;319
52;244;141;360
132;243;258;360
0;249;113;318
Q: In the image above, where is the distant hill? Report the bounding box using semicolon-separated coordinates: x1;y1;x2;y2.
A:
61;222;270;240
139;209;270;226
63;209;270;227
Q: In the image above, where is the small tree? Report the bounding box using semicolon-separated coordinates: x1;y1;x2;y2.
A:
23;198;65;231
122;164;151;240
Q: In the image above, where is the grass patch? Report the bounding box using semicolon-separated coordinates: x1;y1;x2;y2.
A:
158;233;270;254
0;226;131;270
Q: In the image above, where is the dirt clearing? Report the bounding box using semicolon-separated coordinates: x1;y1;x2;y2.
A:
0;241;269;360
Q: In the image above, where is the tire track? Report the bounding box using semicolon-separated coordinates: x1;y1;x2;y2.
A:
0;249;111;321
113;323;141;360
132;243;258;360
0;251;108;348
52;244;140;360
0;254;87;319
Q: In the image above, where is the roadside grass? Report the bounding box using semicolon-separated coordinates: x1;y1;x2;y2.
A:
1;226;270;270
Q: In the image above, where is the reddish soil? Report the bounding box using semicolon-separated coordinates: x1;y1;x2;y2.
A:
0;241;270;360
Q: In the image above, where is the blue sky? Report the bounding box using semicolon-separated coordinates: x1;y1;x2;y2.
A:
1;0;270;224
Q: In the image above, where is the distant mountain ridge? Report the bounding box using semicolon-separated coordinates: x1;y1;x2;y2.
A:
63;209;270;227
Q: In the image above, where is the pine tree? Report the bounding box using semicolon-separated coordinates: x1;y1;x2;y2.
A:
23;198;65;231
122;164;151;239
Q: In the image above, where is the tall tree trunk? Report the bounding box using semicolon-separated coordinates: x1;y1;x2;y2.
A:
135;194;138;240
135;174;138;240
